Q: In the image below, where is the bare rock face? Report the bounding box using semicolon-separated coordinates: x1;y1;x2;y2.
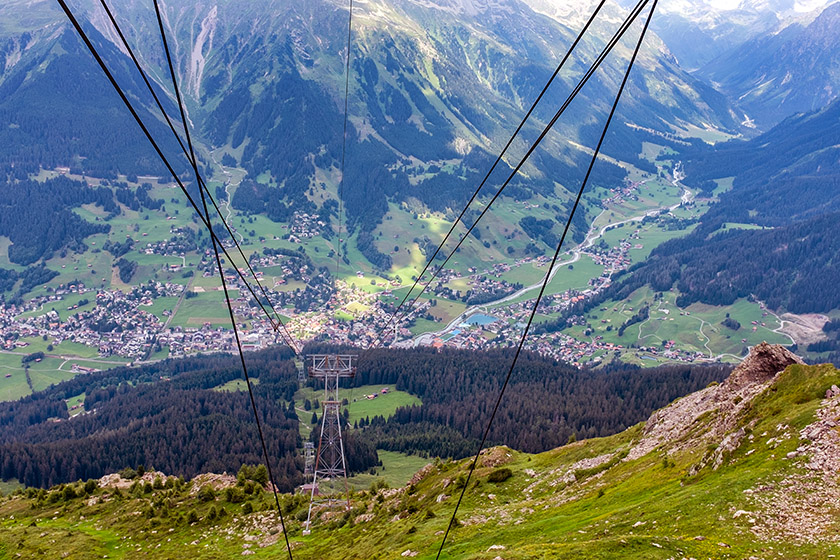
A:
724;341;804;391
189;472;237;494
627;342;803;462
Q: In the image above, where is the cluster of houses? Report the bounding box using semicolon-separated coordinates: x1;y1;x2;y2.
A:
288;211;326;241
601;180;644;207
142;226;197;257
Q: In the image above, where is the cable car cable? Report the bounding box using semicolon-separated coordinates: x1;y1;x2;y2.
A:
55;0;299;353
96;0;296;349
334;0;354;283
372;0;650;348
151;2;296;554
434;3;657;556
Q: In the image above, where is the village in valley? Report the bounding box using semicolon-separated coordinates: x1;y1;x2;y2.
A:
0;168;791;400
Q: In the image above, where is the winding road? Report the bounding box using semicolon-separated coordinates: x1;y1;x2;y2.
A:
408;182;694;347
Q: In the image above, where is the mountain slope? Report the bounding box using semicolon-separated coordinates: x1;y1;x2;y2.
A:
0;344;728;487
0;19;188;179
4;0;742;216
581;97;840;314
1;344;838;558
647;0;840;71
0;0;749;282
698;1;840;127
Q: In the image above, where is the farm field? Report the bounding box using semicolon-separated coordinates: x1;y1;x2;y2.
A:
212;378;260;392
295;384;421;426
563;287;792;362
168;291;240;328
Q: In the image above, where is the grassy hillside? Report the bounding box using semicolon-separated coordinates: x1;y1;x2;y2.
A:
1;345;838;558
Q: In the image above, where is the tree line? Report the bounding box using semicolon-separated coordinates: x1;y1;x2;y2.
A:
0;347;379;489
305;344;731;458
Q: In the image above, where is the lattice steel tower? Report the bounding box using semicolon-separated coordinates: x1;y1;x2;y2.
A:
303;442;315;477
303;354;356;535
295;357;306;385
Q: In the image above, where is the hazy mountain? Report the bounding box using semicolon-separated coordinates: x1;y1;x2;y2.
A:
698;1;840;127
649;0;838;71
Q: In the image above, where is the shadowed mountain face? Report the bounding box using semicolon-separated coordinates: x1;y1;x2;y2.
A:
0;0;740;226
600;98;840;313
0;22;188;180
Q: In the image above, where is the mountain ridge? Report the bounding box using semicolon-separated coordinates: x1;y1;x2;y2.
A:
698;1;840;127
1;343;838;558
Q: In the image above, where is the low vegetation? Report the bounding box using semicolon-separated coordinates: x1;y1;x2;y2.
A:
1;348;837;558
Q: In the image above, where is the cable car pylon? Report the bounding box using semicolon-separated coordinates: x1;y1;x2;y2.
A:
302;354;357;535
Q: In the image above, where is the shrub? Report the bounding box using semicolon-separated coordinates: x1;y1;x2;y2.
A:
487;468;513;483
454;473;468;489
253;464;269;486
197;485;216;502
225;486;245;503
119;467;138;480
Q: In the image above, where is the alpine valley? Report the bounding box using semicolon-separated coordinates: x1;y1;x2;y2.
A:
1;0;840;557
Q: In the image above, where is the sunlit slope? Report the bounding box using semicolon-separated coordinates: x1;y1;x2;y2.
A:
2;344;838;558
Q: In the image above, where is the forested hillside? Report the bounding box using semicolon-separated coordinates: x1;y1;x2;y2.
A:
549;98;840;316
0;344;729;488
0;177;114;265
306;344;730;457
0;25;188;179
0;348;320;489
0;0;742;246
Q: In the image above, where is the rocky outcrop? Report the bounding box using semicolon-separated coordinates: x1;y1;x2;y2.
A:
408;463;436;486
189;473;237;494
479;446;513;468
98;470;174;490
628;342;803;462
724;342;803;391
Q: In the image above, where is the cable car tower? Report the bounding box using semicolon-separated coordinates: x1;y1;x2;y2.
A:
303;354;356;535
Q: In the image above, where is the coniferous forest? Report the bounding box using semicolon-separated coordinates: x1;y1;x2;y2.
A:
0;345;729;488
308;344;730;459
